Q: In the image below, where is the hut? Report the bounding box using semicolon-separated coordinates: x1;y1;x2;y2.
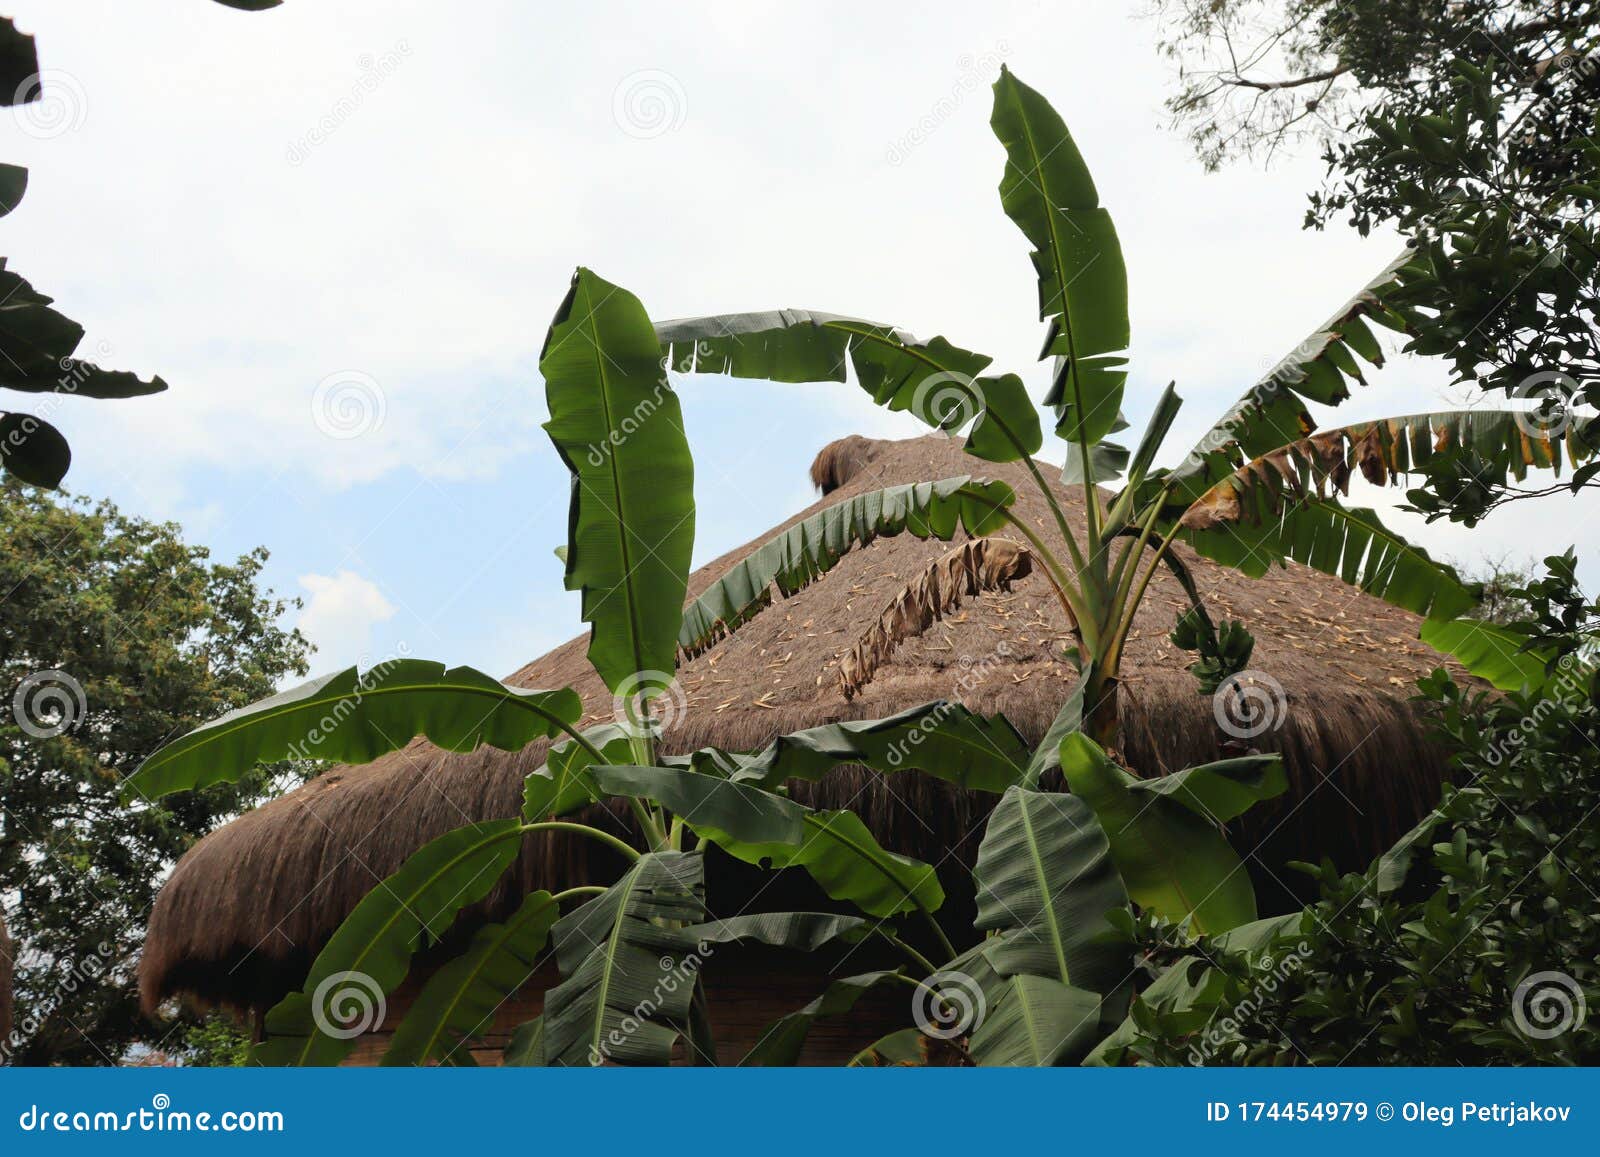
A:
140;434;1466;1064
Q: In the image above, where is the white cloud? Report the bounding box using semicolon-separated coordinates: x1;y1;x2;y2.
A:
294;570;398;668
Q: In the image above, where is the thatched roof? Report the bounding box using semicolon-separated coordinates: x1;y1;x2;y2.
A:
1;909;12;1049
142;434;1465;1012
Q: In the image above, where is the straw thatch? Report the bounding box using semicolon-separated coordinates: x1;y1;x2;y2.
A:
141;434;1467;1013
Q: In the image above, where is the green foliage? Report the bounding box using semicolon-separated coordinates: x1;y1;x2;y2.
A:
1099;555;1600;1065
1169;607;1254;696
0;482;309;1064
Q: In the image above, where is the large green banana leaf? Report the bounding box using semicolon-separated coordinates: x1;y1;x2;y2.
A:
502;1017;546;1066
541;268;695;692
1126;754;1286;825
1166;247;1417;502
671;700;1032;794
522;722;637;820
589;763;809;846
1061;736;1285;935
684;912;869;952
381;890;560;1066
990;66;1128;447
253;820;526;1066
1418;618;1557;693
711;809;945;920
678;476;1016;657
542;851;706;1066
127;662;583;801
0;410;70;487
970;972;1104;1066
739;970;902;1066
0;262;168;398
1181;493;1476;622
655;311;1042;463
971;786;1130;1000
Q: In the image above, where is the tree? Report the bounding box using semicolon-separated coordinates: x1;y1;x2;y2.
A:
1153;1;1600;523
131;67;1572;1066
0;480;310;1064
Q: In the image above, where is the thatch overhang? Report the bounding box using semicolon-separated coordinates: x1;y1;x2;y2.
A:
141;434;1467;1015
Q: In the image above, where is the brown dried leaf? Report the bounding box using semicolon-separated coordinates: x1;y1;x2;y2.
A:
838;537;1034;699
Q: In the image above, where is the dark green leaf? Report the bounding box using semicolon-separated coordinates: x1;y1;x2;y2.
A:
739;970;902;1066
127;661;582;800
0;411;69;487
253;820;525;1066
541;268;694;692
382;890;560;1066
678;476;1016;657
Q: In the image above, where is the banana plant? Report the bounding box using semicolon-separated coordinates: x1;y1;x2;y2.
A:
657;65;1594;740
126;66;1580;1066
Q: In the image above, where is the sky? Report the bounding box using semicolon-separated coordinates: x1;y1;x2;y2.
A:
8;0;1595;680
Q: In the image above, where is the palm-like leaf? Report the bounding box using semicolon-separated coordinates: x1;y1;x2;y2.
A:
127;662;583;801
382;890;560;1066
678;476;1016;658
1060;736;1286;935
590;763;810;846
739;970;902;1066
541;268;695;692
656;311;1042;463
971;786;1129;1001
969;973;1103;1066
685;912;869;952
672;701;1031;795
990;65;1129;447
542;851;706;1066
253;820;526;1066
1165;247;1417;502
0;262;168;398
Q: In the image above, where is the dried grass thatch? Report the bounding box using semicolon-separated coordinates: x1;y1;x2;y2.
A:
141;434;1469;1012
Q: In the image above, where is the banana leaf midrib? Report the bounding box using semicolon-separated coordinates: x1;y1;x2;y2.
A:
801;814;936;915
141;681;573;772
1016;799;1070;983
583;865;647;1062
577;275;652;679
